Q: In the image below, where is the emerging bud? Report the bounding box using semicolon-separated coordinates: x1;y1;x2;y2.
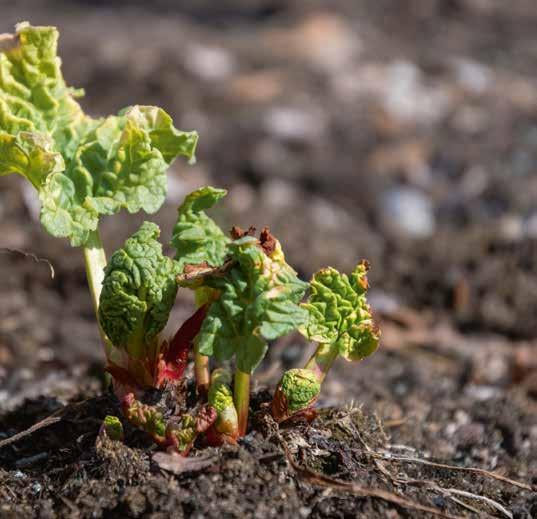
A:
167;405;217;456
121;393;167;445
207;368;239;445
99;415;124;442
271;368;321;423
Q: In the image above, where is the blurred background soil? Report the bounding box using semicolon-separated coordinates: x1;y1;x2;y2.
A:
0;1;537;516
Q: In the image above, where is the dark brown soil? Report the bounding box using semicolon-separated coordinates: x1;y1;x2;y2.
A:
1;0;537;517
1;388;535;518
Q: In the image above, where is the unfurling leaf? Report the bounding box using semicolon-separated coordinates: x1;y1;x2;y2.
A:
300;261;380;361
98;222;178;359
171;186;229;271
121;393;167;444
271;368;320;423
0;23;197;246
99;415;124;442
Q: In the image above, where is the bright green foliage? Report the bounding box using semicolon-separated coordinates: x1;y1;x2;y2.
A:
101;415;124;441
300;262;379;361
195;236;308;373
279;369;320;412
98;222;178;358
208;368;234;414
0;23;197;246
208;368;238;436
171;186;229;270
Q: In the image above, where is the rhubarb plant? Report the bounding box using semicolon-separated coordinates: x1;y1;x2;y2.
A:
176;212;309;435
1;22;380;456
272;262;380;422
0;22;197;321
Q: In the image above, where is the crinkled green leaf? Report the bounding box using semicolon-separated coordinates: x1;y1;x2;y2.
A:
98;221;178;358
195;236;308;373
300;262;379;361
279;368;320;412
0;23;198;246
0;131;63;187
171;186;229;271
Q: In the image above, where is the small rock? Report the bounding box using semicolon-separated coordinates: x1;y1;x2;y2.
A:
452;58;493;95
498;214;524;242
264;107;325;143
184;44;236;81
381;186;435;239
382;61;451;126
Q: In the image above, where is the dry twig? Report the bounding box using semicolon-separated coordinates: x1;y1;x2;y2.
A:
376;453;534;492
282;443;463;519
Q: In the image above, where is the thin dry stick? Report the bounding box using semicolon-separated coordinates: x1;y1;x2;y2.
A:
375;453;534;492
0;397;97;449
438;488;512;519
0;413;62;449
403;478;510;519
283;444;464;519
0;248;55;278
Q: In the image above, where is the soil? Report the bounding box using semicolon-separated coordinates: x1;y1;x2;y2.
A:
1;0;537;517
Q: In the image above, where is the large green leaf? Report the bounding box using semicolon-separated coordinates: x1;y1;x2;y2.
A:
300;262;379;361
195;236;308;373
0;23;198;246
171;186;229;271
98;221;179;359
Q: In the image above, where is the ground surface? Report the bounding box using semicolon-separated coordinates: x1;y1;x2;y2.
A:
1;1;537;517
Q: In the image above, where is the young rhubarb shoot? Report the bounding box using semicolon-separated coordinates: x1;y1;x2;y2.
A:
171;186;230;396
98;222;180;392
99;415;125;442
272;261;380;422
206;368;239;445
166;406;217;456
121;393;168;445
191;231;309;436
0;22;197;342
271;368;321;423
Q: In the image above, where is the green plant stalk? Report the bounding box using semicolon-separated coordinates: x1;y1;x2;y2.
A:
304;342;339;383
233;369;250;436
83;229;112;356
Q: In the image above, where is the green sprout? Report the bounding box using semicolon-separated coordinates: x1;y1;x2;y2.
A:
99;415;124;442
1;22;381;455
272;262;380;422
207;367;239;444
182;230;308;436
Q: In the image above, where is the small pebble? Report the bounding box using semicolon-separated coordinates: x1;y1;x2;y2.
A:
381;186;435;239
